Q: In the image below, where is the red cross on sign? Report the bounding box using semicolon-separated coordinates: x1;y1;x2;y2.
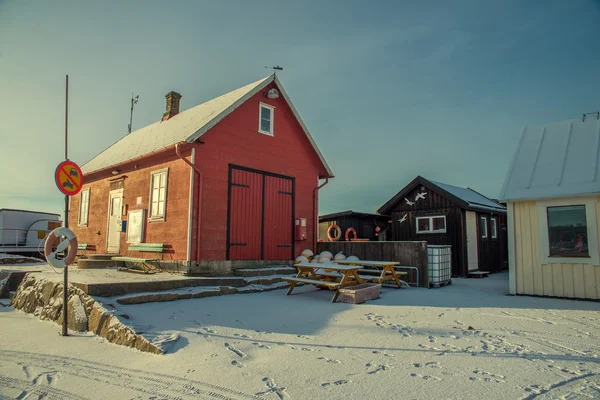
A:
55;160;84;196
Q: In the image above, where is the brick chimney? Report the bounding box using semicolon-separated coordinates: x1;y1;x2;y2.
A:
162;91;182;121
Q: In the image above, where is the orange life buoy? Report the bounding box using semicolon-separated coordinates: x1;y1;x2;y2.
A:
327;224;342;241
345;227;357;241
44;227;78;268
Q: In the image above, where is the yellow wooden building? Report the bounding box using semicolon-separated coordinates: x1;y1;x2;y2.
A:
500;117;600;300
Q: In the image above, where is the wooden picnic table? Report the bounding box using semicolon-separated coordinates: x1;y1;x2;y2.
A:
335;260;406;288
283;263;366;303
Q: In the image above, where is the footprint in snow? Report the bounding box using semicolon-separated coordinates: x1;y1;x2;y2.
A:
322;380;351;387
318;357;341;364
410;373;441;381
224;343;247;358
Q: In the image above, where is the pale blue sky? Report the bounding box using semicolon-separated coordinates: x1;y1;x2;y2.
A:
1;0;599;218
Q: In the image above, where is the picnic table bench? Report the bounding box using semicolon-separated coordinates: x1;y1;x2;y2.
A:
336;260;405;288
284;263;365;303
112;243;164;274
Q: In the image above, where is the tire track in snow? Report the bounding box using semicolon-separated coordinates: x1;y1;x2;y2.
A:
0;350;262;400
521;372;599;399
0;374;85;400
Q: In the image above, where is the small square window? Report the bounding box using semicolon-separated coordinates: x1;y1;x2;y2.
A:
417;218;430;232
547;205;588;257
258;103;274;136
416;215;446;234
78;188;90;226
490;218;498;239
149;169;168;220
480;216;488;239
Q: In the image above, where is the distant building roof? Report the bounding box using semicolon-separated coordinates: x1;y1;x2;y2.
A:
319;210;389;221
378;176;506;214
430;181;506;212
500;118;600;201
82;75;333;178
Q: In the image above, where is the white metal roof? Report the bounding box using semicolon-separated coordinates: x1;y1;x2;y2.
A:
500;118;600;201
430;180;505;212
82;75;334;178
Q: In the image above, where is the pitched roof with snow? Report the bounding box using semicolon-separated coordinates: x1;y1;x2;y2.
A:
82;75;333;178
378;176;506;214
500;118;600;201
430;180;506;212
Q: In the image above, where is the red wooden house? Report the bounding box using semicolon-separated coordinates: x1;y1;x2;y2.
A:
69;75;333;273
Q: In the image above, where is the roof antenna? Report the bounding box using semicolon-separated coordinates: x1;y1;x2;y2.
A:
265;65;283;76
582;111;600;122
128;93;139;134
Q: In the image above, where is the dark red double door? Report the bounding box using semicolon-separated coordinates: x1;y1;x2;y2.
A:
227;166;294;260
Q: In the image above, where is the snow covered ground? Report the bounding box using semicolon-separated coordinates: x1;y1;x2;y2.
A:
1;272;600;399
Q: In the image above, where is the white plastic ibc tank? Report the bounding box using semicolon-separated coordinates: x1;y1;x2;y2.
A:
427;245;452;286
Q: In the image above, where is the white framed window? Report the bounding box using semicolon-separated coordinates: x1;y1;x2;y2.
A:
416;215;446;234
149;168;168;220
480;216;488;239
536;197;599;265
490;217;497;239
258;102;274;136
78;188;90;226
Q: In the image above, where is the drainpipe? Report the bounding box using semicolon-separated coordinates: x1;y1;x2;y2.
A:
175;142;204;268
313;177;329;252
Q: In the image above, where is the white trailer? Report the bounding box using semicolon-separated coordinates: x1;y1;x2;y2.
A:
0;209;61;254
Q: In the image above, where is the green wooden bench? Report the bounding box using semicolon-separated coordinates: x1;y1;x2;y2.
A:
77;243;90;259
112;243;164;274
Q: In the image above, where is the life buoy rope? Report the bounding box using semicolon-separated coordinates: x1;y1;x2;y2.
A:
327;224;342;241
345;227;357;241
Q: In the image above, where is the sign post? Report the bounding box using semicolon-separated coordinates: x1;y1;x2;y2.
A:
53;160;83;337
52;75;85;336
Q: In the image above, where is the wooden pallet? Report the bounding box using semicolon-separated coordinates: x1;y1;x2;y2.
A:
467;271;490;278
430;279;452;288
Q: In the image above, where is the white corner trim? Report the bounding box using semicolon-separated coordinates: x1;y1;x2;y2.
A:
187;148;195;263
536;196;599;265
507;202;517;295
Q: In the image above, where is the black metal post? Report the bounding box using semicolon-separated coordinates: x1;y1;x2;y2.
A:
63;74;69;337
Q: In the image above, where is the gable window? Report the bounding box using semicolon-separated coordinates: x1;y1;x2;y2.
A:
78;188;90;226
416;216;446;234
258;103;274;136
480;216;488;239
547;205;588;257
490;217;498;239
149;168;168;220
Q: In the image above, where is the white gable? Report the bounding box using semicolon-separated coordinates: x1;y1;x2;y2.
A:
500;118;600;201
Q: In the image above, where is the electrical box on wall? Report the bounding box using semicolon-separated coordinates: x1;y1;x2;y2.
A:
120;220;127;232
295;218;307;241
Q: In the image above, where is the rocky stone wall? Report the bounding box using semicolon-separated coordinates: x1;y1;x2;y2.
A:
11;274;162;354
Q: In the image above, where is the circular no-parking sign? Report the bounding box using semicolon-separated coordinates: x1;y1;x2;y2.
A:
55;160;84;196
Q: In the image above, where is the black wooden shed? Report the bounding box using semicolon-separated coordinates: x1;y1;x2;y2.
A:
319;210;391;242
378;176;508;277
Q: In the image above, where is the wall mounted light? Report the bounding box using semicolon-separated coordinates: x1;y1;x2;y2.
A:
112;170;120;175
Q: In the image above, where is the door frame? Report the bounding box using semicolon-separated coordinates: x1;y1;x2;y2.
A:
226;164;295;261
465;210;479;271
105;188;124;253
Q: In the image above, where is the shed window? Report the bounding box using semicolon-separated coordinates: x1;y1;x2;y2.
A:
258;103;274;136
547;205;588;257
149;169;168;220
416;216;446;234
78;188;90;226
480;216;488;239
490;217;497;239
